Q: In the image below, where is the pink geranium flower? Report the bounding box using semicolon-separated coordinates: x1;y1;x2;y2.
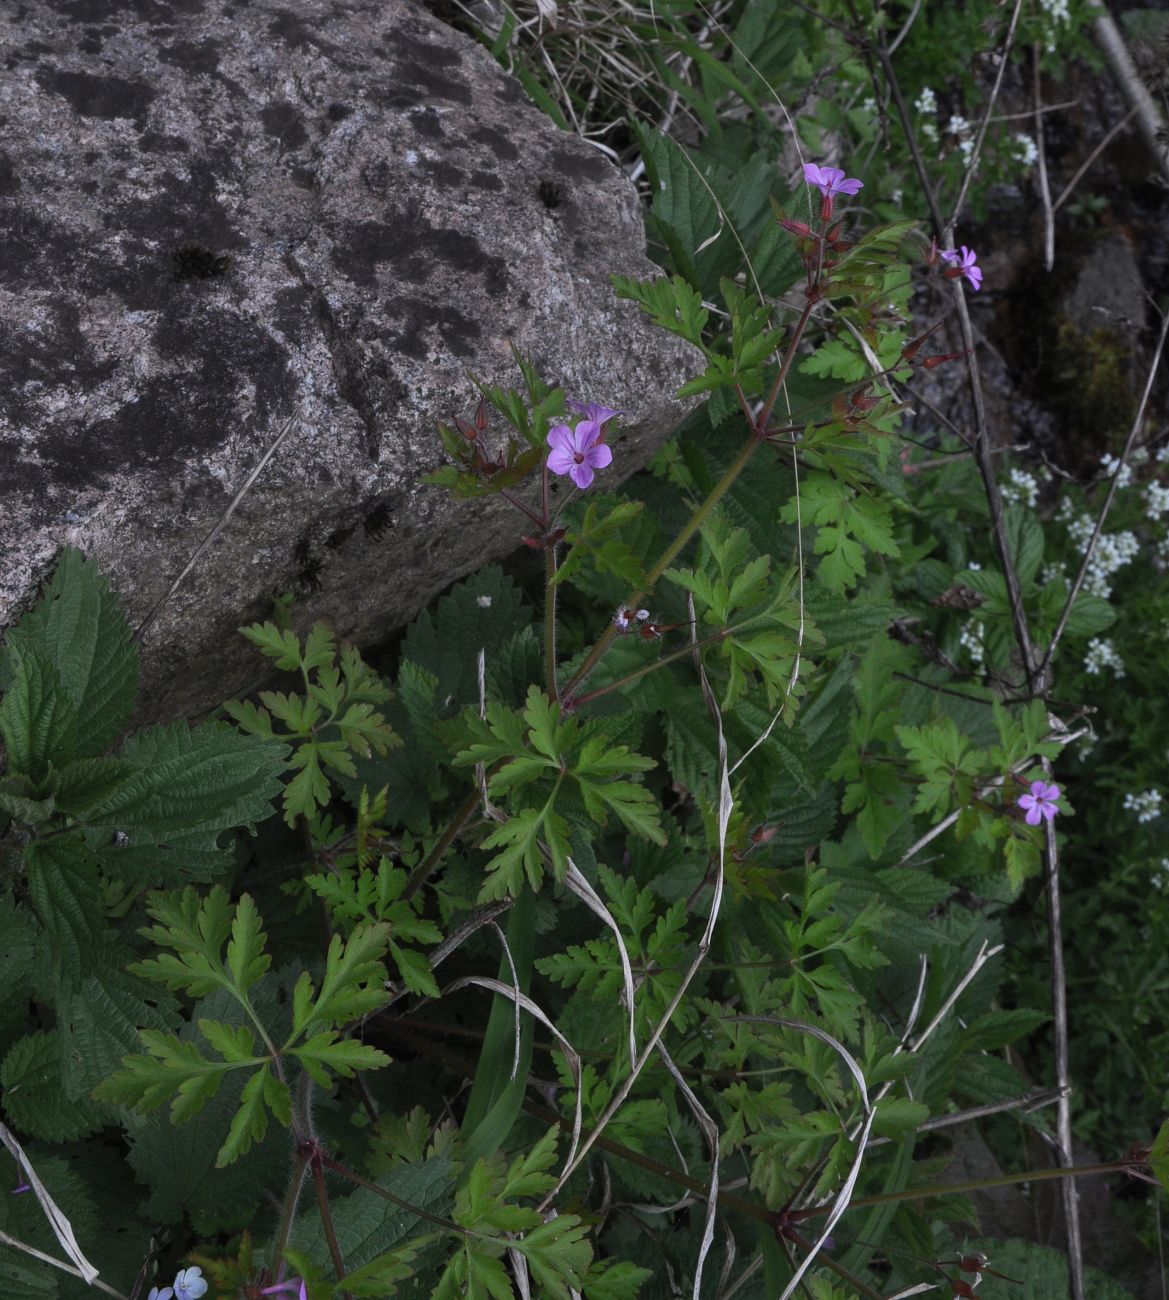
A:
566;398;626;428
1018;779;1060;825
802;162;864;221
546;420;613;490
940;245;983;291
802;163;864;199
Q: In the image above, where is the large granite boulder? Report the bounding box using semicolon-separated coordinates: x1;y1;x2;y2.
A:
0;0;700;724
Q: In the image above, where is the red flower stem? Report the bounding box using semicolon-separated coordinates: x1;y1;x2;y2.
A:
497;488;545;529
545;543;561;703
311;1155;349;1294
269;1145;313;1275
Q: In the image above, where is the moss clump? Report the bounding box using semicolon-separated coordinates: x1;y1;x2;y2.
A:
1050;317;1135;446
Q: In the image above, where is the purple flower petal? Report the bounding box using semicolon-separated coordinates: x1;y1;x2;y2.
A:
573;419;603;452
569;462;595;490
585;442;613;471
547;446;575;475
546;424;575;453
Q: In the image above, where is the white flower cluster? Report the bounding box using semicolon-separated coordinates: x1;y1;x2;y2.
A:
1001;467;1039;508
1039;0;1070;50
1041;560;1068;585
1013;133;1039;168
1124;788;1163;824
1083;637;1124;677
1059;506;1139;598
915;87;937;116
1154;859;1169;890
862;96;878;116
947;115;970;136
1157;445;1169;465
1145;481;1169;522
1099;452;1133;488
959;620;985;666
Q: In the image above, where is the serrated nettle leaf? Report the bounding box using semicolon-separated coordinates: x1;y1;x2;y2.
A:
2;546;138;757
23;834;107;985
1;1029;106;1141
0;644;79;782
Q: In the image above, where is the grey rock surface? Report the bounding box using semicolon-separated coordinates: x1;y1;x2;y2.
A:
0;0;700;725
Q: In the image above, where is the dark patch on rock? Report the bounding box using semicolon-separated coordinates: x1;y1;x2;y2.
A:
384;32;471;105
292;536;324;591
493;76;526;107
379;216;509;296
0;154;20;196
410;108;444;139
78;33;103;53
549;144;609;182
536;178;561;209
139;130;189;152
362;497;395;539
385;27;461;67
35;67;156;124
6;302;113;393
330;220;397;287
267;10;340;56
421;158;464;187
386;295;481;360
325;522;355;550
289;165;316;190
273;284;314;342
326;101;352;122
3;205;79;288
119;158;239;254
470;123;518;161
158;38;222;76
260;101;308;150
171;242;231;281
470;169;502;192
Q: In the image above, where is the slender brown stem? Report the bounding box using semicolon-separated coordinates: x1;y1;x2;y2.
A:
270;1145;312;1272
566;627;729;709
312;1156;349;1293
402;779;493;902
545;544;560;703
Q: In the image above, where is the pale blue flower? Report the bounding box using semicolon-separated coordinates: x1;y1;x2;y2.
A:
173;1267;208;1300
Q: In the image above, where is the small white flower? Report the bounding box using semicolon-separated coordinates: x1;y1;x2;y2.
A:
1013;133;1039;168
1083;637;1124;678
947;115;971;137
959;620;985;666
915;87;937;116
1124;789;1162;824
1001;467;1039;508
1145;482;1169;522
1100;452;1133;489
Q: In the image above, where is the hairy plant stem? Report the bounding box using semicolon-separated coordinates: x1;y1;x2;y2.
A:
270;1145;313;1273
544;543;560;702
312;1156;349;1294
